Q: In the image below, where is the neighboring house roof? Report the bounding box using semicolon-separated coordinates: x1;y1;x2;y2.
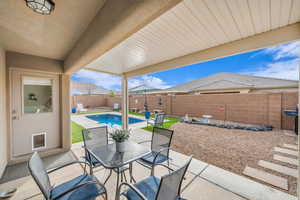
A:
129;84;161;94
160;73;298;93
71;81;112;95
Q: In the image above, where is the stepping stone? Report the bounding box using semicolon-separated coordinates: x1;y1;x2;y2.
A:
258;160;298;178
274;154;298;166
243;166;288;190
284;132;297;137
274;147;298;157
283;144;298;150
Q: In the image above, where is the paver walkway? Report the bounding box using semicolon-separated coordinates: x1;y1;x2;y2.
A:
243;166;288;190
284;144;298;150
274;147;298;157
274;154;298;166
242;142;298;193
258;160;297;178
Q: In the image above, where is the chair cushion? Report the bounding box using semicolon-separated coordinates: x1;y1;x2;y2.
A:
51;174;105;200
141;151;168;164
126;176;160;200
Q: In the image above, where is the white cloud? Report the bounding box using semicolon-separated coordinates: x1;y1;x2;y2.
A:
72;70;121;90
72;70;172;90
129;75;172;89
260;41;300;60
243;58;299;80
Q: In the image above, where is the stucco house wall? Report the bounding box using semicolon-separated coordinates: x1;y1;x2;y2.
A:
0;47;7;177
5;52;71;164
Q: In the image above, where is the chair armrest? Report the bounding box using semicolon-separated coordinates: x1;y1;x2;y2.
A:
47;161;93;175
116;182;148;200
52;180;106;200
138;140;152;144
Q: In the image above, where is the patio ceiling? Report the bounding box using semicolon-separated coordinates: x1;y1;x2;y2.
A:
85;0;300;77
0;0;106;60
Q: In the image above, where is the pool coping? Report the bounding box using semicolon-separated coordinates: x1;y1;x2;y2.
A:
71;112;153;130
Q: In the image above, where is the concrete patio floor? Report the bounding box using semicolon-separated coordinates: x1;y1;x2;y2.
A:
0;128;297;200
0;145;244;200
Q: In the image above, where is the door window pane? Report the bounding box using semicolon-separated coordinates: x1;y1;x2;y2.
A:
23;76;53;113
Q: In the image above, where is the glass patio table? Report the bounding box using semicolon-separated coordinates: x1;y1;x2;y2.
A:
86;140;151;193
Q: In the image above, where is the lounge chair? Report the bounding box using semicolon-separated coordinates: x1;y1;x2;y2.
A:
113;103;120;111
147;113;165;127
117;156;192;200
137;127;174;173
77;103;88;113
28;152;107;200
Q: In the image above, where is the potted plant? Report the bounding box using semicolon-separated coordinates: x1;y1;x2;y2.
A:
110;129;131;152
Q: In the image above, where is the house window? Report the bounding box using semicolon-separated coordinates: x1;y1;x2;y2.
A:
32;132;46;150
23;76;53;114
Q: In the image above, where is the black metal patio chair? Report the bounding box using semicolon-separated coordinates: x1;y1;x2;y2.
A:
82;126;129;183
28;152;107;200
117;156;192;200
138;127;174;174
147;113;165;127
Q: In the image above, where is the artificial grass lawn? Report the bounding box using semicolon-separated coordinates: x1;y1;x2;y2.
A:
72;122;84;143
129;112;180;132
72;110;110;144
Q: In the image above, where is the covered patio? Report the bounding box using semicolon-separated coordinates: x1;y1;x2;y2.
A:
0;0;299;199
0;128;296;200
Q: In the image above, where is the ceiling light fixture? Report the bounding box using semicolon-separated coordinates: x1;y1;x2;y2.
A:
24;0;55;15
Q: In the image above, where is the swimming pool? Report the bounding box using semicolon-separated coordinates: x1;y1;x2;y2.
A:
86;114;144;126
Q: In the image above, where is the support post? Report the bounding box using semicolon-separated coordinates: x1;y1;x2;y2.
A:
122;75;129;130
298;63;300;199
61;74;71;151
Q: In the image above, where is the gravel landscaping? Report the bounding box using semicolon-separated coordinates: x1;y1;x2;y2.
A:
170;122;298;195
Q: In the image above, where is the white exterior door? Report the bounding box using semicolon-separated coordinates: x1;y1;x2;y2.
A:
11;70;60;157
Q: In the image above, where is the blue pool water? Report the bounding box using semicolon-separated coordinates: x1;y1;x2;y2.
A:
86;114;144;125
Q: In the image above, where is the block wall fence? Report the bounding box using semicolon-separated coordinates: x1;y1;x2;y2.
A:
72;92;298;130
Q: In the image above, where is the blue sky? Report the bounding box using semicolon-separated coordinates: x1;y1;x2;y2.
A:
72;41;299;91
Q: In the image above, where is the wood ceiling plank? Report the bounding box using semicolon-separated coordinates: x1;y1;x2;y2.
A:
172;3;213;48
270;0;281;29
85;0;300;76
259;0;271;32
204;0;241;42
248;0;264;33
180;2;217;47
185;0;228;45
226;0;255;38
289;0;300;24
163;11;204;50
279;0;293;27
125;23;300;77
